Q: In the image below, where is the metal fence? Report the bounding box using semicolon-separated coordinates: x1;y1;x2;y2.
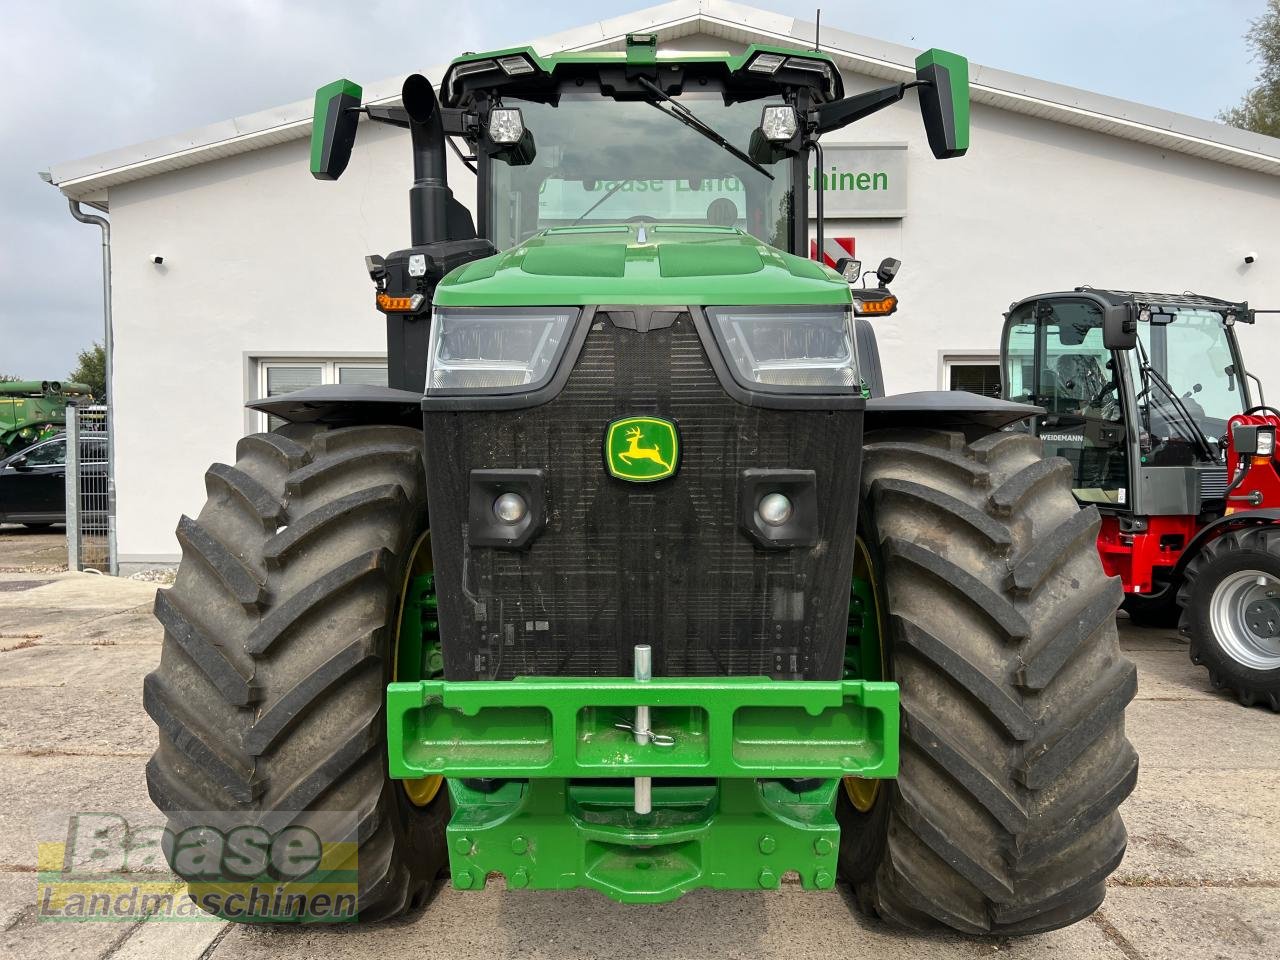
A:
65;403;115;574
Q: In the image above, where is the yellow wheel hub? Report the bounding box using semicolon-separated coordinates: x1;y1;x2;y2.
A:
843;776;881;813
402;773;444;807
843;537;886;815
394;529;443;808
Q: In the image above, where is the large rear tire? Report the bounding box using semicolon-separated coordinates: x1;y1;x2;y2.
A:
144;424;448;923
1177;527;1280;711
838;428;1137;935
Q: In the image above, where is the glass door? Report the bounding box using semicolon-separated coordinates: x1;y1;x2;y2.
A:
1004;299;1131;508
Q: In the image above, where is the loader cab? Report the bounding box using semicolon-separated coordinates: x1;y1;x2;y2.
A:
1001;289;1253;517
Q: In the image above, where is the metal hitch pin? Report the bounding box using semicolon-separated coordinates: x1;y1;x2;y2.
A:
633;644;652;815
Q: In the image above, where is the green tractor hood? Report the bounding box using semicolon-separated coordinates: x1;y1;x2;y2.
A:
432;224;852;308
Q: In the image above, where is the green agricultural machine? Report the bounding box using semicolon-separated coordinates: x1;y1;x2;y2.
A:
0;380;93;455
144;36;1137;934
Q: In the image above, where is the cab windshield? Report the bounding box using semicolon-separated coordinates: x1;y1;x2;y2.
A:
1125;309;1243;465
486;92;795;250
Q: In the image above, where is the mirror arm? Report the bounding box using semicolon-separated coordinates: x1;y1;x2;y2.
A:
363;105;410;129
364;105;475;139
811;82;909;135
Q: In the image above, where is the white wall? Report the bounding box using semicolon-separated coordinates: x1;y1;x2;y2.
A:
821;73;1280;395
106;60;1280;562
108;120;474;561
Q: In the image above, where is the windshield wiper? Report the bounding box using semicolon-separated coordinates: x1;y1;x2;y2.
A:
568;177;631;226
1136;339;1215;461
634;76;774;181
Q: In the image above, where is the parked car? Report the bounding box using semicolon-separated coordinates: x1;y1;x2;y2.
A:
0;433;106;529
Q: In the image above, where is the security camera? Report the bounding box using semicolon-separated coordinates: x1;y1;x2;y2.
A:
1244;252;1257;265
150;254;164;265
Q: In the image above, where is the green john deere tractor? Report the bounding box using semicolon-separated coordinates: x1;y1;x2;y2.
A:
144;36;1137;933
0;380;93;456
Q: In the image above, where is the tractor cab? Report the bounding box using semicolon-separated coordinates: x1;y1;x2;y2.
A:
1000;289;1255;590
308;38;970;392
448;47;815;252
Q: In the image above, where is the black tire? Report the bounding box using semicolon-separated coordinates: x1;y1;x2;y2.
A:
1120;586;1181;628
144;424;448;923
1177;528;1280;711
837;428;1138;936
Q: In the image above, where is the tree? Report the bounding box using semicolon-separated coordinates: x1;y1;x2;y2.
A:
1220;0;1280;136
0;374;20;383
68;343;106;398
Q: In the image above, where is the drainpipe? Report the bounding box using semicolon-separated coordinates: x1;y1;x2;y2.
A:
67;199;117;576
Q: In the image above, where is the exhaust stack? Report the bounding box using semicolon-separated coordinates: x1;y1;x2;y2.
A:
308;72;494;392
401;74;452;247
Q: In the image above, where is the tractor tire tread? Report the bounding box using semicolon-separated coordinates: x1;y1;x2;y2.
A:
847;428;1135;936
145;424;445;923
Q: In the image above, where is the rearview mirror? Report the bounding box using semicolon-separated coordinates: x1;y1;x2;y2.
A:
310;78;363;181
1103;302;1138;350
914;49;969;160
876;257;901;287
9;455;28;469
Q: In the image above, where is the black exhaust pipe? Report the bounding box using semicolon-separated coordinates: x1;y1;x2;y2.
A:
401;73;451;246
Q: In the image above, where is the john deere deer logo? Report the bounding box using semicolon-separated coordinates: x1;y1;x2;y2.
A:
605;416;679;482
620;426;672;469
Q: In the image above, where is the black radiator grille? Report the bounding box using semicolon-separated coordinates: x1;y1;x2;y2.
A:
423;312;863;681
1199;466;1229;500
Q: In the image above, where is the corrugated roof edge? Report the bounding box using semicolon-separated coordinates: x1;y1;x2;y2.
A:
44;0;1280;202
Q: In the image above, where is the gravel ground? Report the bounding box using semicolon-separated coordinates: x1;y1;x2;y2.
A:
0;546;1275;960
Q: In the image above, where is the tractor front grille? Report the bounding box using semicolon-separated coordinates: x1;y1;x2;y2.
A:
422;311;863;681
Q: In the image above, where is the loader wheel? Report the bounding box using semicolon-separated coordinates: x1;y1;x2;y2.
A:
144;424;448;923
837;428;1137;935
1120;586;1181;629
1178;527;1280;711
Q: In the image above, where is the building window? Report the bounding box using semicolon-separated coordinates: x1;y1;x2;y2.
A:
256;359;387;430
943;355;1002;399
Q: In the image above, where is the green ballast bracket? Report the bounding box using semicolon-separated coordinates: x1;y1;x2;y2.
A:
386;676;899;781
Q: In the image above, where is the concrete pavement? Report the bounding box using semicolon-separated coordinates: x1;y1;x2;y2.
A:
0;524;67;573
0;546;1275;959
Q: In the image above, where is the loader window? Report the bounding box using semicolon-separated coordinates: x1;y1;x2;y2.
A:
1004;301;1129;507
486;93;795;250
1132;309;1243;467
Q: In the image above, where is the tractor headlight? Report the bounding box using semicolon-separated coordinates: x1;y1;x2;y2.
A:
760;105;799;143
706;306;858;392
425;307;577;394
487;108;525;145
747;52;785;74
1259;427;1275;457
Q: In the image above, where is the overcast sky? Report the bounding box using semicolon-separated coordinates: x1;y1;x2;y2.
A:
0;0;1267;377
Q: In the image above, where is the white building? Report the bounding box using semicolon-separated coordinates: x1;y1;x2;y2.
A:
45;0;1280;567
